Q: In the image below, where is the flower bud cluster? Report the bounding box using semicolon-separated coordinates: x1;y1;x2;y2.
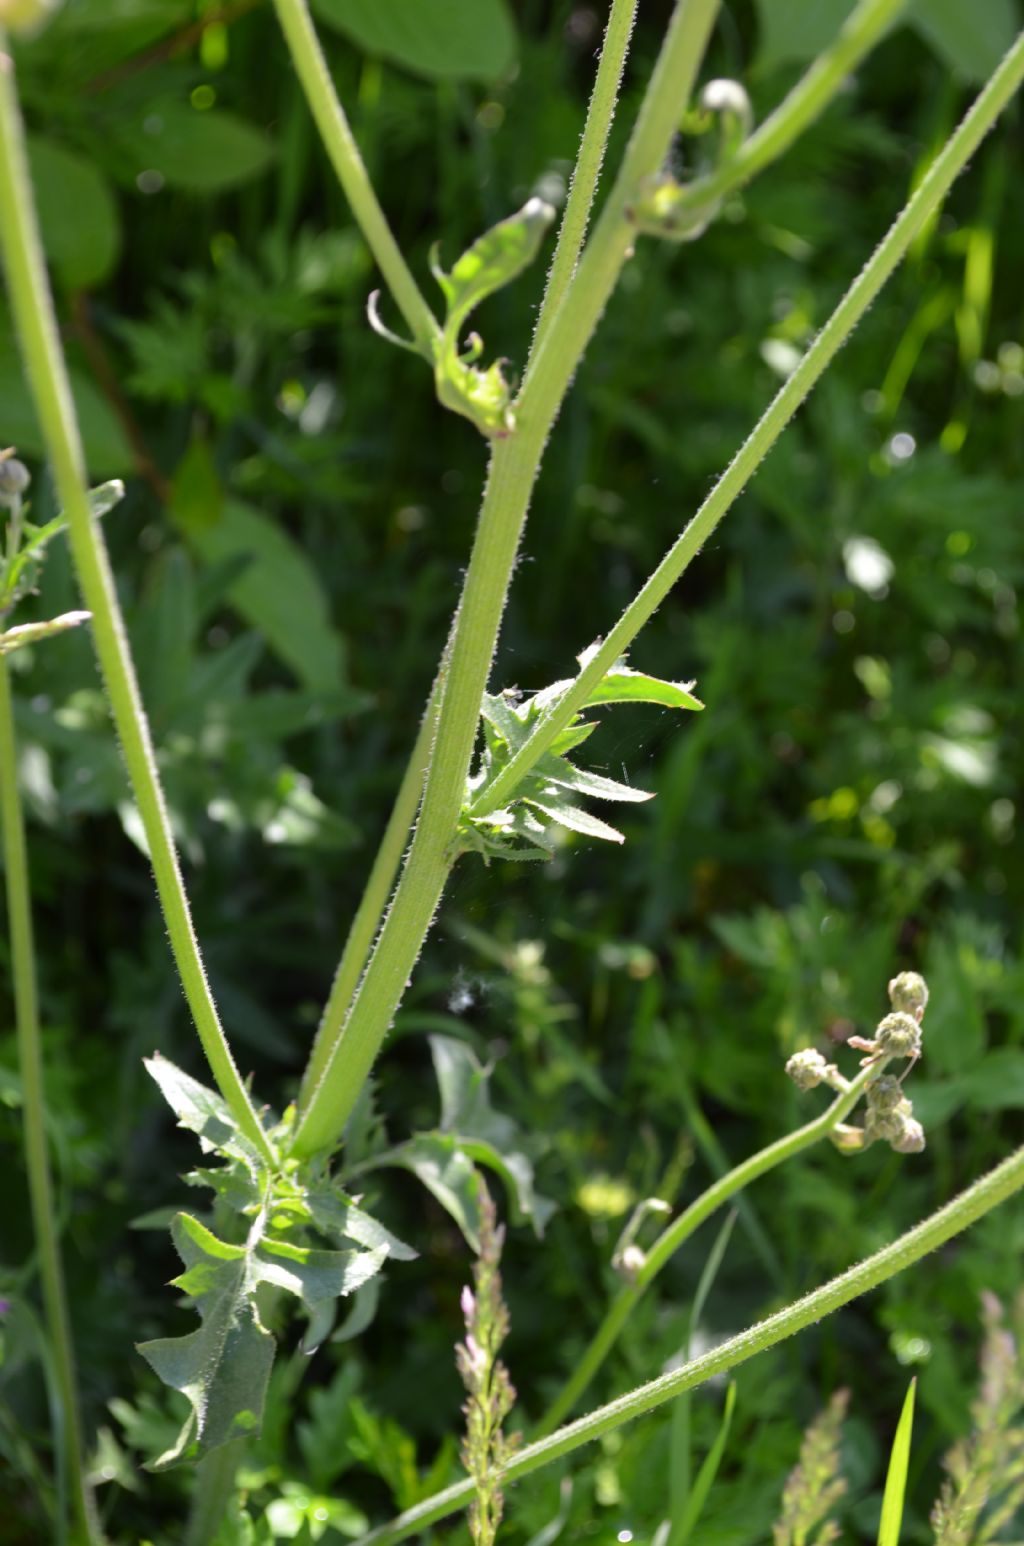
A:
791;970;929;1159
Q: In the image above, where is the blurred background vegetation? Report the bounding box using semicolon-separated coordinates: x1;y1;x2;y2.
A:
1;0;1023;1541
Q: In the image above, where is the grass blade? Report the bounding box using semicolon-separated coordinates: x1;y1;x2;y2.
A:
878;1378;917;1546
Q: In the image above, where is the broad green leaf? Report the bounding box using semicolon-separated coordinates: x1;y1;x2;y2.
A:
138;1212;275;1468
304;1184;417;1261
310;0;517;82
118;102;275;193
430;1034;517;1149
878;1380;916;1546
433;197;554;332
528;798;625;844
391;1134;484;1247
27;137;122;290
258;1236;387;1352
172;499;345;691
144;1053;265;1173
910;0;1017;82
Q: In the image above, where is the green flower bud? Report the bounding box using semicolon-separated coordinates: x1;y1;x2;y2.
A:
875;1011;922;1060
888;971;929;1020
865;1074;904;1113
785;1047;830;1090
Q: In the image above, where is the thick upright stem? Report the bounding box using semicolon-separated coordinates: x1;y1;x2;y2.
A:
299;672;443;1109
537;1064;878;1434
530;0;638;361
273;0;440;353
473;26;1024;816
292;0;723;1157
0;39;273;1164
0;658;100;1546
354;1142;1024;1546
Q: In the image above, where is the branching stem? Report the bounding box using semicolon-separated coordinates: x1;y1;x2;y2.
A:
536;1061;880;1435
354;1141;1024;1546
472;26;1024;816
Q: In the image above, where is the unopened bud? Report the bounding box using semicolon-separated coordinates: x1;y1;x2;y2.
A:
875;1011;921;1060
866;1074;905;1113
785;1048;830;1090
0;456;30;499
888;971;929;1021
892;1118;926;1154
615;1243;646;1282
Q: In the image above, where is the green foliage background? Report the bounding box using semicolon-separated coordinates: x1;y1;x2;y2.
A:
1;0;1023;1541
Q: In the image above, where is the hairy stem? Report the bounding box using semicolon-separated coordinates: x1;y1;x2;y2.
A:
0;38;273;1164
472;27;1024;816
296;0;906;1124
537;1063;877;1435
355;1142;1024;1546
273;0;440;354
530;0;639;361
675;0;907;227
299;671;443;1109
0;659;100;1546
291;0;723;1157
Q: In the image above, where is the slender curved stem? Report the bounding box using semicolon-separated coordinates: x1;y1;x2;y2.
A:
0;659;101;1546
536;1063;877;1435
291;0;723;1158
0;37;274;1165
471;27;1024;818
299;671;443;1109
674;0;906;228
273;0;440;354
530;0;639;362
354;1141;1024;1546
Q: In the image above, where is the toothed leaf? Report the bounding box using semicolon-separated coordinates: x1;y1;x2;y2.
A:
527;798;625;844
536;757;653;803
137;1212;274;1469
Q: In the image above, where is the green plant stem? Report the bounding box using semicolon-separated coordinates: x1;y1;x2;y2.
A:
472;27;1024;817
354;1141;1024;1546
299;672;442;1109
287;0;906;1051
537;1064;876;1435
0;36;274;1166
185;1439;244;1546
273;0;440;354
291;0;723;1158
0;659;99;1546
530;0;638;361
676;0;906;226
